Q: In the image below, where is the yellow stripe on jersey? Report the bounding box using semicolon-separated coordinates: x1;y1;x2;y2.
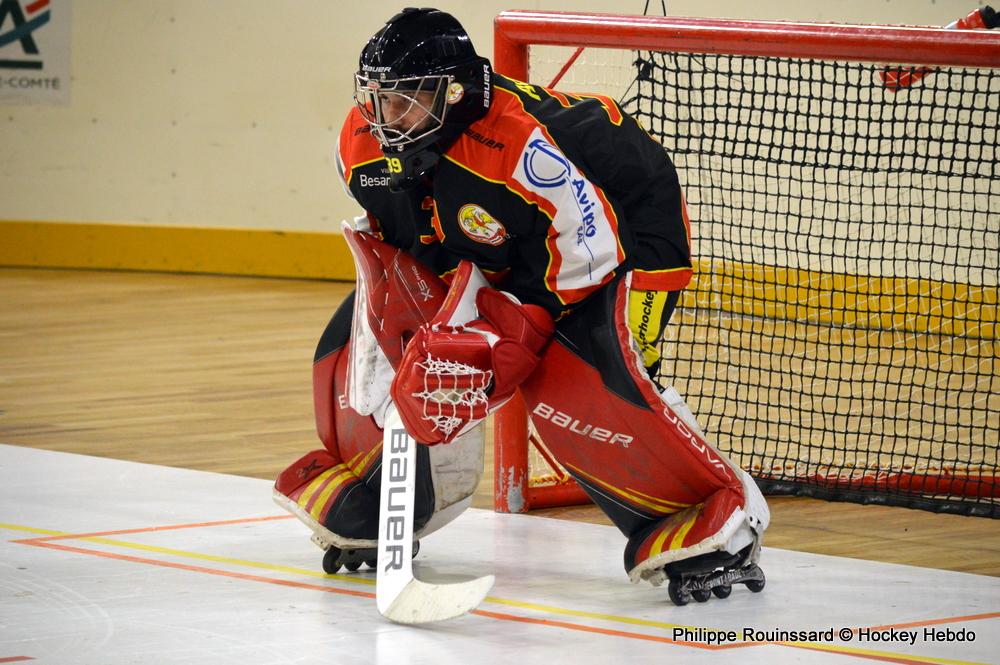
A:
344;156;386;186
441;153;548;216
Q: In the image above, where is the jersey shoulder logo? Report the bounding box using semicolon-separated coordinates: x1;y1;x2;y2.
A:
521;137;572;188
457;204;507;246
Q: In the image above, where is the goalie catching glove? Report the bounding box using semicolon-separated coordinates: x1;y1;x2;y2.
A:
390;262;555;445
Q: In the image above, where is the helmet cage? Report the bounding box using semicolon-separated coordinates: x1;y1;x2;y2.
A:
354;73;452;148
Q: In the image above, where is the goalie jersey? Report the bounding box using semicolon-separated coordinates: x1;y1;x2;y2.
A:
336;73;693;317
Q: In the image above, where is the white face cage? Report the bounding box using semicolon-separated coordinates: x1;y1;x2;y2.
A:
354;73;452;148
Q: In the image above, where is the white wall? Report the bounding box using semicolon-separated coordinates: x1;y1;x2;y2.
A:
0;1;982;232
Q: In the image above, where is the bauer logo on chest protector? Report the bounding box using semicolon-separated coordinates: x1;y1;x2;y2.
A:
457;204;507;246
513;129;620;293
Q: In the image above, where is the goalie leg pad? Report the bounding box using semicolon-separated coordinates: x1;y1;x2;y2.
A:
276;294;432;549
623;469;769;585
518;274;768;579
275;292;483;550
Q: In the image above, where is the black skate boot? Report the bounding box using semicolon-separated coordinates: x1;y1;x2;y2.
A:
663;539;765;606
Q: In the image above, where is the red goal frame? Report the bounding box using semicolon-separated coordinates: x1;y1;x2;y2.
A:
490;10;1000;514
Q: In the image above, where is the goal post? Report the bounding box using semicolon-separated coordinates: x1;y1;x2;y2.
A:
491;10;1000;517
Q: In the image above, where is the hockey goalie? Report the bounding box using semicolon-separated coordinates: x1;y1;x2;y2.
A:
273;6;769;606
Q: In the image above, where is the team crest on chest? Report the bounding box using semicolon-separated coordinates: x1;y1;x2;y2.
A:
457;204;506;246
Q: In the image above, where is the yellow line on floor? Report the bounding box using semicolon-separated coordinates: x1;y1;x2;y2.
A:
6;519;996;664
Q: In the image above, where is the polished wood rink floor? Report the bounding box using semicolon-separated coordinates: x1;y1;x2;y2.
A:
1;267;998;576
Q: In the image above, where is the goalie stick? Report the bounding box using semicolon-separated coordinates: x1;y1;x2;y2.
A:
375;404;495;624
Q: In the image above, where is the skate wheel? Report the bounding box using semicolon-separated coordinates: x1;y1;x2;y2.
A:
364;558;378;569
692;589;711;603
344;560;362;572
667;579;690;606
322;547;342;574
746;568;766;593
712;585;732;599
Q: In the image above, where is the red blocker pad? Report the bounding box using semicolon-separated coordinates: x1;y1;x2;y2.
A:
518;276;747;552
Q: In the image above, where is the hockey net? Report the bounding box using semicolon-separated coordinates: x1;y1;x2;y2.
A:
492;10;1000;517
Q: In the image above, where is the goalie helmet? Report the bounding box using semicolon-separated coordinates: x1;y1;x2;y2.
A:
354;8;493;189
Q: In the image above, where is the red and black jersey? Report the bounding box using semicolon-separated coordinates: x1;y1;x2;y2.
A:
336;74;692;317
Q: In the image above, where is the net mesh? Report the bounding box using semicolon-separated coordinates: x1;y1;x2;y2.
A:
525;46;999;516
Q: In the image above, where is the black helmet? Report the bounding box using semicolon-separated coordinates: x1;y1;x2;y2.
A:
354;8;493;188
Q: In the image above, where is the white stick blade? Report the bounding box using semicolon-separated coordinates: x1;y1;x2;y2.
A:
377;405;494;624
381;575;495;625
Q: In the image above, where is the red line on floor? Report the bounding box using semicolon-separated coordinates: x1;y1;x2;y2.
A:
0;657;35;663
17;536;729;652
12;514;293;543
865;611;1000;631
470;608;727;650
785;643;956;665
14;519;998;663
24;540;374;600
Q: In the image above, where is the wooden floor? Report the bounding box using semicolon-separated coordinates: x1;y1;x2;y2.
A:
1;267;998;576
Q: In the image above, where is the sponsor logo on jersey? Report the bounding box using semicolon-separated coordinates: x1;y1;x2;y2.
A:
521;137;599;247
521;138;571;188
512;128;620;293
463;128;505;150
532;402;632;448
457;204;506;246
358;167;391;188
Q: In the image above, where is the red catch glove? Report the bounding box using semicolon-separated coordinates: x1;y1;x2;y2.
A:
390;264;554;445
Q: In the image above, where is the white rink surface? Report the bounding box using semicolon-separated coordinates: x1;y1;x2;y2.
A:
1;444;998;665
